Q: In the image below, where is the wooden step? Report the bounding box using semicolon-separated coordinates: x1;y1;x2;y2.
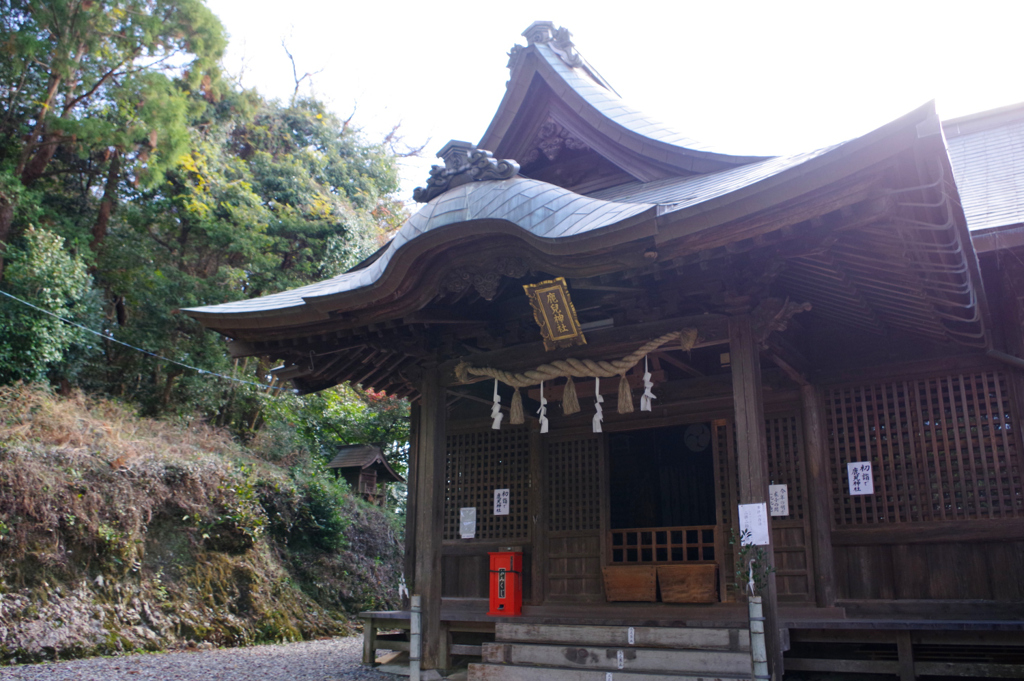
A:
482;642;751;675
469;662;751;680
496;623;750;651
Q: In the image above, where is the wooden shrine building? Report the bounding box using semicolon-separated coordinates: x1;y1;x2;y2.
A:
185;23;1024;680
326;444;405;505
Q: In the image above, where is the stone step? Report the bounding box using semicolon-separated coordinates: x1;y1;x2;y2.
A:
496;622;750;651
482;642;751;675
469;662;751;681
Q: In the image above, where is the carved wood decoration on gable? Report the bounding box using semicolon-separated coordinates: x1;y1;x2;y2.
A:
412;140;519;203
441;257;530;301
522;119;590;166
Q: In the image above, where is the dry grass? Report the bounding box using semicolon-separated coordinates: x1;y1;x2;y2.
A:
0;383;244;470
0;384;401;662
0;383;287;587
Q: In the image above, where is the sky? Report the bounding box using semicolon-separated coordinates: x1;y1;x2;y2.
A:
204;0;1024;200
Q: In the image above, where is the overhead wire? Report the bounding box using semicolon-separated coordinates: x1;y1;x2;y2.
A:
0;288;292;392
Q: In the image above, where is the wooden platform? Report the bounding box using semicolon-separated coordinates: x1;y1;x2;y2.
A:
361;598;1024;677
360;597;1024;637
470;622;753;680
361;598;847;629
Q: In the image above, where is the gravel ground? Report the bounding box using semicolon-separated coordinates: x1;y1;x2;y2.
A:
0;636;398;681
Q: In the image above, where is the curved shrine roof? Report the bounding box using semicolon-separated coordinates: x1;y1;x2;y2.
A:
944;103;1024;232
531;40;702;151
181;139;854;324
479;22;764;181
183;98;946;327
587;145;842;207
182;22;987;369
183;177;654;321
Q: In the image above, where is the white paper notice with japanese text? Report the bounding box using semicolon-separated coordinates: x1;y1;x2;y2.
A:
459;507;476;539
738;502;770;546
847;461;874;495
769;484;789;517
493;489;510;515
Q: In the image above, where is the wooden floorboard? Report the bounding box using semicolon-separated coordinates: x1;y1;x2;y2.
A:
364;600;838;624
361;598;1024;631
468;663;750;680
483;642;751;675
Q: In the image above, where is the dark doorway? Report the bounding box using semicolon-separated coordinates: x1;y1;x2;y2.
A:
608;423;716;529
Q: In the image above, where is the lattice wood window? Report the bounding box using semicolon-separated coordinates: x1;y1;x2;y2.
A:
765;415;806;520
716;418;808;527
443;427;530;541
609;526;716;564
825;371;1023;525
548;435;601;532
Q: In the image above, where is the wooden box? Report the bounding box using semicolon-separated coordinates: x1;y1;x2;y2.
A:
657;564;719;603
602;566;657;602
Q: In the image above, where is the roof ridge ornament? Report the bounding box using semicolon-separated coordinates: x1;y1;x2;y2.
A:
412;140;519;203
514;21;583;69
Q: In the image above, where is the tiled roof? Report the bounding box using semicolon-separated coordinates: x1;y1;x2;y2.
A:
183;178;653;317
184;97;939;324
945;105;1024;231
183;142;853;319
534;42;704;151
588;145;841;209
326;445;381;469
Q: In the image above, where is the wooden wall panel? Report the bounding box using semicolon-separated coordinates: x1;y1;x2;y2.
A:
443;426;531;541
714;419;737;601
441;554;488;598
441;551;534;599
545;432;603;602
835;541;1024;601
773;524;811;602
826;369;1024;605
765;413;815;603
825;371;1023;526
716;413;814;603
546;532;603;601
547;435;602;533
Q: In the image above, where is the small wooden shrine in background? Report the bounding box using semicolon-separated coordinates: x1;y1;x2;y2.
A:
326;444;405;505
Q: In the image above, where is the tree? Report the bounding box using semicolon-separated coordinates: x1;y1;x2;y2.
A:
0;0;227;276
266;385;411;475
83;91;402;424
0;226;97;383
0;1;412;441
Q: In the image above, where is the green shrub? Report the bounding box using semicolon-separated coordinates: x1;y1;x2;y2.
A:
290;478;350;552
0;228;99;384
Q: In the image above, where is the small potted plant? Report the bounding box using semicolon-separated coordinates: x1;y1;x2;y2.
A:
730;529;774;680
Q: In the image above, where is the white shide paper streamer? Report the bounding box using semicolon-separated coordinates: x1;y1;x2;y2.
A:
640;355;656;412
592;376;604;433
491;378;504;430
538;381;549;433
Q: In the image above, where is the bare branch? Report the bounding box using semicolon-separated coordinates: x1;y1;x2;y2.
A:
61;57;130;116
281;41;323;106
342;104;357;132
382;122;428;158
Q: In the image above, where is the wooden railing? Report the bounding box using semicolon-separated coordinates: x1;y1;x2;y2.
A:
608;525;717;564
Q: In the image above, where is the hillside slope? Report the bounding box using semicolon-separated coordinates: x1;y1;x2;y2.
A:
0;385;403;663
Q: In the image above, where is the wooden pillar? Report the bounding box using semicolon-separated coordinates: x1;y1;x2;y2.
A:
413;367;446;670
403;402;420;610
528;427;547;605
897;631;916;681
729;315;783;678
801;384;837;608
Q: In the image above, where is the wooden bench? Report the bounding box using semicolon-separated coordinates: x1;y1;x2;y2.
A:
360;611;491;669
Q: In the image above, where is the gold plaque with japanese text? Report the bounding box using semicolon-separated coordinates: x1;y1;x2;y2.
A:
523;277;587;351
